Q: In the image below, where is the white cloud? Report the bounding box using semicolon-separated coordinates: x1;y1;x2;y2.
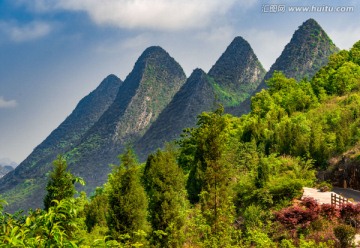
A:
0;21;51;42
20;0;257;31
328;27;360;50
0;97;17;109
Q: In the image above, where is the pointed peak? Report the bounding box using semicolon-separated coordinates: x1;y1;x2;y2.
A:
295;18;326;35
103;74;121;83
140;46;169;59
302;18;319;27
229;36;251;48
97;74;122;90
262;19;338;82
190;68;206;77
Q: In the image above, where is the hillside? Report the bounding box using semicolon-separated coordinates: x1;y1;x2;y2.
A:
136;69;216;160
0;19;344;213
63;46;186;192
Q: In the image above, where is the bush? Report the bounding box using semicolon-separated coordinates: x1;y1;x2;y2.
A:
275;205;318;232
320;204;340;220
339;203;360;226
333;224;356;248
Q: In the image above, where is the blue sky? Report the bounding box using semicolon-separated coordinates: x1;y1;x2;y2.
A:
1;0;359;163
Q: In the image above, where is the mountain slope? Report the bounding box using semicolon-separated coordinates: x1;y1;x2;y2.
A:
208;36;266;105
0;75;122;211
135;69;216;159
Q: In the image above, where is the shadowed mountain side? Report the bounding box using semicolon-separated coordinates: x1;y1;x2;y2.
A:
135;69;217;160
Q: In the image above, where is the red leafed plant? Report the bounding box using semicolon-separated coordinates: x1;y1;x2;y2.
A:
275;206;319;231
339;203;360;226
301;197;321;213
320;203;340;220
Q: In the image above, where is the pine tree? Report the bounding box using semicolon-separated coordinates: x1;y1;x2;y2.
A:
107;148;149;242
44;155;83;211
143;145;188;247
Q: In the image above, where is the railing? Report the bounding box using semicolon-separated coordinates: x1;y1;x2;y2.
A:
331;193;349;207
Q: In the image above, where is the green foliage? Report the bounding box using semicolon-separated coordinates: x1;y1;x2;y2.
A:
84;187;108;233
143;145;188;247
44;155;85;211
107;148;150;243
0;198;81;247
179;106;240;204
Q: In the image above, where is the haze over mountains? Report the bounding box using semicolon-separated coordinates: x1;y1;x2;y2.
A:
0;19;340;211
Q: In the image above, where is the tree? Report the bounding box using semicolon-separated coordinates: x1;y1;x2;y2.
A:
179;107;239;245
107;148;149;242
143;145;188;247
44;155;84;211
84;187;108;233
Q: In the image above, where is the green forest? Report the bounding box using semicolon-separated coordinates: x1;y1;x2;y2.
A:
1;41;360;247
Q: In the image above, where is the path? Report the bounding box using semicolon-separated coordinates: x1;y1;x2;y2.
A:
333;187;360;202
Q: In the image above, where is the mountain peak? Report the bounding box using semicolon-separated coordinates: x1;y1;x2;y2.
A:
229;36;250;47
301;18;319;27
262;18;338;83
208;36;266;105
190;68;206;77
137;46;169;61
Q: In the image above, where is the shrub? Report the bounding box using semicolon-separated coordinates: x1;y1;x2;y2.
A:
275;205;319;232
339;203;360;226
320;204;340;220
333;224;356;248
301;197;320;213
